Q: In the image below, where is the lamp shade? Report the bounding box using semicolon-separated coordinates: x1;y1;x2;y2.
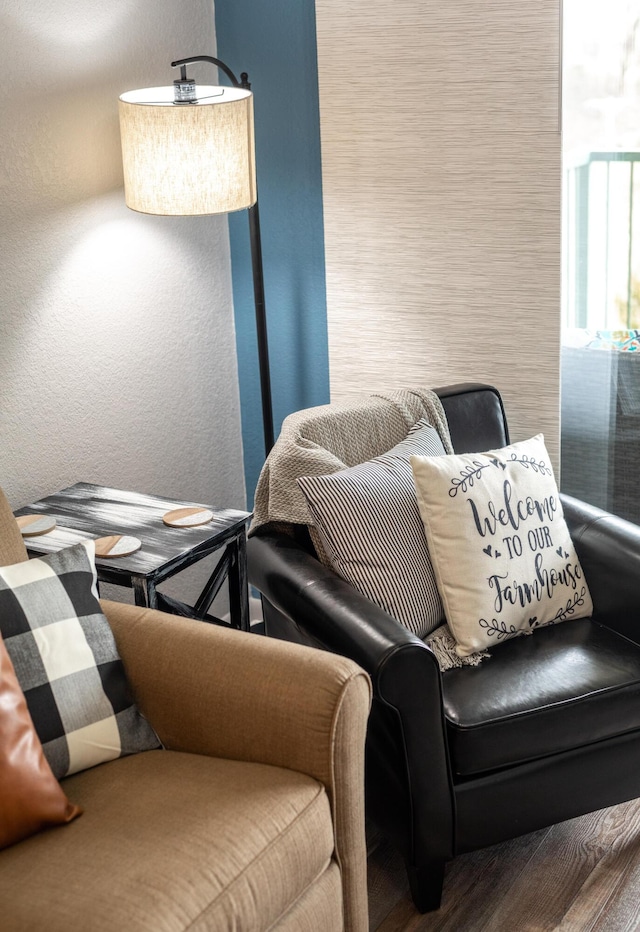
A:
118;85;256;216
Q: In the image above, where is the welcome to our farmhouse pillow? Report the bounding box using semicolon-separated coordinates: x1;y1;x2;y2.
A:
410;435;593;657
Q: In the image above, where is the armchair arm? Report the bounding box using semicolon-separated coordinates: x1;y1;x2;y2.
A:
102;599;371;932
248;532;439;681
562;494;640;642
102;598;370;779
248;532;455;868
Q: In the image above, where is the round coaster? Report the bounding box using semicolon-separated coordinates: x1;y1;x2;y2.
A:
16;514;57;537
162;507;214;528
94;535;141;558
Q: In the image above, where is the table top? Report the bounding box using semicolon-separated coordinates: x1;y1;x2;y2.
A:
15;483;250;579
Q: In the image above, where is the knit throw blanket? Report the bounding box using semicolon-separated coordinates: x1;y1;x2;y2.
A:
251;388;452;534
250;387;488;671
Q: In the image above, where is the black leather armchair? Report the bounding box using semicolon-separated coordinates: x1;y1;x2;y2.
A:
248;383;640;912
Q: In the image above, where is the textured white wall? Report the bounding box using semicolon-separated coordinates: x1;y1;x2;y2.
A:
316;0;562;463
0;4;245;522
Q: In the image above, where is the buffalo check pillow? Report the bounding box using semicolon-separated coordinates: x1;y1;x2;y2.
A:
0;540;159;780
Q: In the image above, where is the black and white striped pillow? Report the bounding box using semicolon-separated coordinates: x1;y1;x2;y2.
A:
298;420;445;638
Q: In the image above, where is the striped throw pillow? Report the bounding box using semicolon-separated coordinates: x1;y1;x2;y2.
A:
298;419;445;638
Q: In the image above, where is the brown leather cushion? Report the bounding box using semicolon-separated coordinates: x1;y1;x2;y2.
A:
443;619;640;776
0;635;81;849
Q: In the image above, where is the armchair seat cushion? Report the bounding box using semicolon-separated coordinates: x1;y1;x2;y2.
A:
443;619;640;776
0;749;337;932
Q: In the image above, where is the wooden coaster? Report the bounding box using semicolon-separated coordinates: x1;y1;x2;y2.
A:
94;535;141;558
16;514;57;537
162;507;214;528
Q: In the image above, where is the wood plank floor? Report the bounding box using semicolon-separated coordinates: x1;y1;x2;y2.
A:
367;799;640;931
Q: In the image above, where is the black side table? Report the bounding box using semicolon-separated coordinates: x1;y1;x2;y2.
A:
15;483;251;632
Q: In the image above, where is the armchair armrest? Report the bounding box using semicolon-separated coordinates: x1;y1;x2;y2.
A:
562;494;640;642
102;599;370;778
248;532;455;868
102;599;371;932
248;532;440;682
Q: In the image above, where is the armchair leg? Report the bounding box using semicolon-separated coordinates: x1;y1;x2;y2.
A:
406;859;446;913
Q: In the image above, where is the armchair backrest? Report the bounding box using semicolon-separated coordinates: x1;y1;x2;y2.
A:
435;383;510;453
0;488;29;566
251;387;452;536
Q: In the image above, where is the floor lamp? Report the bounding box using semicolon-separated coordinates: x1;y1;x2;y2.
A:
118;55;275;455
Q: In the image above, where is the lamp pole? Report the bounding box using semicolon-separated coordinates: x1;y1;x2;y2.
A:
170;56;274;455
247;199;274;453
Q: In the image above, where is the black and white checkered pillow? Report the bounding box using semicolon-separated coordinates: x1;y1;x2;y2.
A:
298;419;445;639
0;541;159;780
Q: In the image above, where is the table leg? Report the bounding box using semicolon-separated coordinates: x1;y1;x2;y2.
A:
132;576;154;608
228;533;250;631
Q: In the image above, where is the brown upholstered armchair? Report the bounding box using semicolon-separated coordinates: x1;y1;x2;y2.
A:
248;382;640;912
0;488;371;931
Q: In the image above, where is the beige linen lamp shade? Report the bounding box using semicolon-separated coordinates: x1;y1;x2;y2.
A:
118;85;256;216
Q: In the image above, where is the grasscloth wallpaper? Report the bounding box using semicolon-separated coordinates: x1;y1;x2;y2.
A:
315;0;562;463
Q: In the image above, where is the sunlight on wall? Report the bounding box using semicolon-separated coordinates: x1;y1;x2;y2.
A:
0;1;246;536
47;214;178;318
32;197;232;381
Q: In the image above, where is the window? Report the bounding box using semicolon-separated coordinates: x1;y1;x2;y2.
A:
560;1;640;522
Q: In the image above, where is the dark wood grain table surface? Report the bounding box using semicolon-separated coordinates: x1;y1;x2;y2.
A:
15;483;252;630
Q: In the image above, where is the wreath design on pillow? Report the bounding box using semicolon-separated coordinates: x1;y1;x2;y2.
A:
410;436;594;657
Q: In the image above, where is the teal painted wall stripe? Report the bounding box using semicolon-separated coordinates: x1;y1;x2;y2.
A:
215;0;330;505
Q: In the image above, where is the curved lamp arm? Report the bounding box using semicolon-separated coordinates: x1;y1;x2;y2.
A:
171;55;250;90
